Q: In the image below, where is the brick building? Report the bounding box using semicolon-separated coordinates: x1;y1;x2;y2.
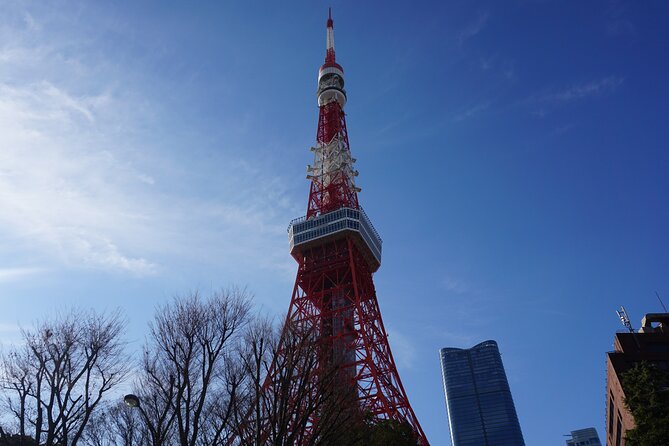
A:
605;313;669;446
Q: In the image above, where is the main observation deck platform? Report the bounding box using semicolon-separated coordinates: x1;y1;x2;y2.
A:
288;207;382;272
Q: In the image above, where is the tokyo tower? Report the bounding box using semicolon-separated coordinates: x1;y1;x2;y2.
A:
283;10;429;444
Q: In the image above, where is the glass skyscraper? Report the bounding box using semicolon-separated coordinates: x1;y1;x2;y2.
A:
565;427;601;446
439;340;525;446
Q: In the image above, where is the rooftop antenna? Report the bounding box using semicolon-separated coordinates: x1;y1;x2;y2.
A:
616;306;635;333
655;291;668;313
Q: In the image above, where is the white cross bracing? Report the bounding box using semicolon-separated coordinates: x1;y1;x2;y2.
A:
307;135;360;192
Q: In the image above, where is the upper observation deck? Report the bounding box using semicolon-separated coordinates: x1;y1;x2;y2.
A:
288;207;382;272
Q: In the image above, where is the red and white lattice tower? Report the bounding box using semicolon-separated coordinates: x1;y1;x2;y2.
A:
284;10;429;444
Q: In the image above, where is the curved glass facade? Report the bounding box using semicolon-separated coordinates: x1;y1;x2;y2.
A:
439;340;525;446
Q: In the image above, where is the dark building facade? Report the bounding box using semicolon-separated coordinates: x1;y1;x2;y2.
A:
439;340;525;446
605;313;669;446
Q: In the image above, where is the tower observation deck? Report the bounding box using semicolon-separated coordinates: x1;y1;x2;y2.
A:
280;10;429;445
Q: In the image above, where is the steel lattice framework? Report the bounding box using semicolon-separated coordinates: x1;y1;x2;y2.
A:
279;10;429;445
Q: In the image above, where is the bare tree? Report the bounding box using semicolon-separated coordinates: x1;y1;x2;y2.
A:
123;289;358;446
82;401;148;446
133;288;252;446
2;289;366;445
230;318;362;446
0;309;129;446
0;345;33;438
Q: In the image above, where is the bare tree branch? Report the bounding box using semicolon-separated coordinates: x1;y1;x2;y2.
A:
132;288;252;446
229;317;361;446
0;309;130;446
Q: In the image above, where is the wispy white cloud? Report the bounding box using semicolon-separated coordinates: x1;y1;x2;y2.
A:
605;0;637;38
426;326;481;349
538;76;624;103
458;11;490;46
0;267;45;283
23;13;40;32
453;103;489;122
386;328;417;369
0;79;158;275
0;322;24;348
437;275;497;332
442;276;472;295
480;56;494;71
503;64;516;81
553;123;576;136
0;8;299;281
0;323;21;332
478;54;516;81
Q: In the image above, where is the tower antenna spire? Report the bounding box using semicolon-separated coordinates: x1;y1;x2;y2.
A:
325;8;335;64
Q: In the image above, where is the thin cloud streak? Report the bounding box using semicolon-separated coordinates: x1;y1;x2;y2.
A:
0;323;21;332
0;322;24;348
458;11;490;46
0;267;45;283
428;326;482;350
453;102;490;122
438;275;497;330
0;20;299;280
386;328;417;369
0;77;296;277
442;276;473;295
0;79;158;276
605;0;637;38
538;76;624;103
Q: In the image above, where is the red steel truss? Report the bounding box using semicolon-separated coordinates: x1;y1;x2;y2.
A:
277;10;429;445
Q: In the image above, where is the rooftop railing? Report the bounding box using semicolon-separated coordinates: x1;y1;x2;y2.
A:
288;207;382;265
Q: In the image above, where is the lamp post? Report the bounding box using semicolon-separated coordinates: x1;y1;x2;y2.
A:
123;394;157;446
124;394;141;408
124;373;175;446
122;394;143;446
123;393;173;446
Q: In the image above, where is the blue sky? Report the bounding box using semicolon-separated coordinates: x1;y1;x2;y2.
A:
1;1;668;444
